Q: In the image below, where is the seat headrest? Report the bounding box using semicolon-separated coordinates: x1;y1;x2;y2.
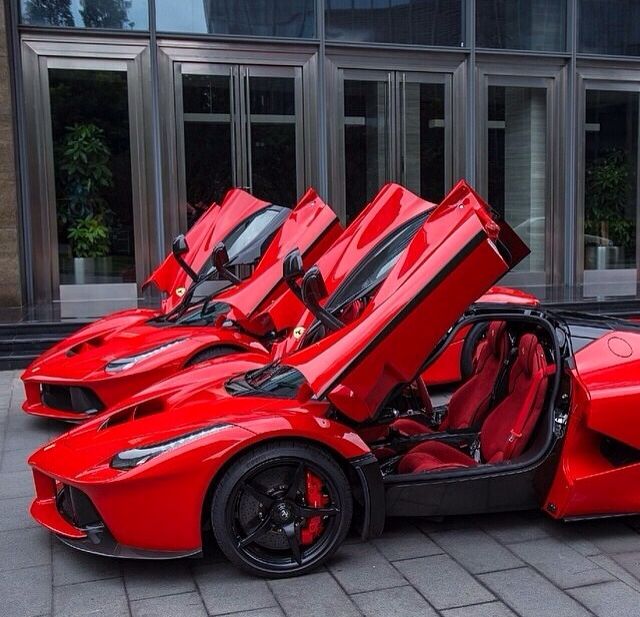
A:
517;333;545;378
486;321;508;358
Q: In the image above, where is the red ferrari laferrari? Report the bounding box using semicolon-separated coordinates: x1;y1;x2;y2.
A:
21;188;341;420
29;180;640;579
22;182;535;422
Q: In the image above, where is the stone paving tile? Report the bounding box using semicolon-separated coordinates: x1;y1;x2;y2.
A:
0;527;50;572
588;553;640;593
351;585;438;617
478;512;551;544
351;586;437;617
429;528;523;574
53;577;130;617
0;564;51;617
0;447;32;472
52;541;121;586
479;567;591;617
0;469;34;499
194;563;278;616
371;521;442;562
507;537;615;589
0;495;37;531
130;591;208;617
609;550;640;580
572;520;640;555
218;609;285;617
441;601;518;617
269;572;361;617
328;541;407;594
123;559;196;600
568;580;640;617
394;554;494;610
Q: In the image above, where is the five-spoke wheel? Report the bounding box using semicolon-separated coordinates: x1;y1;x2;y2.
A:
211;441;353;577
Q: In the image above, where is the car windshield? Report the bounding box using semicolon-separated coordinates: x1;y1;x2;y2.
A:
198;205;290;279
226;363;306;398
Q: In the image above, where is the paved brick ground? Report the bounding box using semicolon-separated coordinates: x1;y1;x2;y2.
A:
3;369;640;617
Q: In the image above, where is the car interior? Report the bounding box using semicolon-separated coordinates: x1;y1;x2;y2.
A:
356;317;560;478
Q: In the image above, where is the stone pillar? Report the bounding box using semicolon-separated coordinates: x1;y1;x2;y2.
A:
0;3;21;307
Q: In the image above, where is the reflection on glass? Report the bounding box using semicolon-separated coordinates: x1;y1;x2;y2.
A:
584;91;638;272
403;82;446;203
248;76;298;207
20;0;148;29
156;0;315;37
579;0;640;56
344;80;389;223
182;74;234;226
477;0;566;51
326;0;462;46
49;69;135;285
487;86;547;273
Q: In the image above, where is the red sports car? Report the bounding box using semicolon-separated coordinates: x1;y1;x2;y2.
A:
21;188;341;420
22;182;535;422
29;180;637;579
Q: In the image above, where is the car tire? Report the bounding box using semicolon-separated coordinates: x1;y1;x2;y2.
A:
211;440;353;578
460;321;489;381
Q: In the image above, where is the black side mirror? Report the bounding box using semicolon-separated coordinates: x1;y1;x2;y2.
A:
301;267;343;332
172;234;189;256
212;242;241;285
171;234;197;281
283;249;304;281
283;249;304;301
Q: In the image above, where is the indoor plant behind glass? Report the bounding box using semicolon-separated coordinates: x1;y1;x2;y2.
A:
584;149;635;270
57;123;113;284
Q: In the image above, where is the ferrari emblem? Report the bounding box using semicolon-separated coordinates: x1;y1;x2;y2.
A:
293;326;305;339
176;287;186;297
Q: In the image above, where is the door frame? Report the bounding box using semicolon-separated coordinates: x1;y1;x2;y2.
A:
157;39;319;248
575;62;640;299
20;34;156;305
325;48;466;221
475;56;567;298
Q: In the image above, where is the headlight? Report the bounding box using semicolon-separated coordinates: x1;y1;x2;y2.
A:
110;423;232;470
105;338;188;374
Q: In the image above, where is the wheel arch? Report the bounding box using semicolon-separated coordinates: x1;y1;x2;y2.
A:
200;434;385;545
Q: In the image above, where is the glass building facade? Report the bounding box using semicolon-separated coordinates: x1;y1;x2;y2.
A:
6;0;640;316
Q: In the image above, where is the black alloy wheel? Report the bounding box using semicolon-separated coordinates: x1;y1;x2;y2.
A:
211;441;353;577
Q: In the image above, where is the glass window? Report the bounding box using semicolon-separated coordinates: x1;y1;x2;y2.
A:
326;0;463;46
579;0;640;56
477;0;566;51
487;85;548;275
344;79;390;223
49;69;136;286
182;73;234;227
20;0;148;29
156;0;316;37
583;90;638;297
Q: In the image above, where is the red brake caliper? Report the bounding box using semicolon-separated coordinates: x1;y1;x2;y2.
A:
300;470;329;545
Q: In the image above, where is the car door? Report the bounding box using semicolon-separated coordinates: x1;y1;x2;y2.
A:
287;180;529;423
145;190;276;311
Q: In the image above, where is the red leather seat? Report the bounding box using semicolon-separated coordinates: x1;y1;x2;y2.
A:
398;333;552;474
392;321;510;436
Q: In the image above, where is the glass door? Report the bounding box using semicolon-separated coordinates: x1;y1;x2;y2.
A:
477;69;561;299
338;68;451;222
579;83;640;299
21;40;154;317
176;63;304;229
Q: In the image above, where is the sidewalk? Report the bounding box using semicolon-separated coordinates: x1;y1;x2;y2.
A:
2;370;640;617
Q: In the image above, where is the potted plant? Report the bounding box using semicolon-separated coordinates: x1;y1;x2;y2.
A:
56;123;113;283
584;149;635;270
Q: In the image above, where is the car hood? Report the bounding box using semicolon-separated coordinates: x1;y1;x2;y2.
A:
284;180;529;422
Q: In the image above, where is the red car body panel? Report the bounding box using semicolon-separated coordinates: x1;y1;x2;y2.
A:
545;330;640;518
22;192;340;420
286;181;523;422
